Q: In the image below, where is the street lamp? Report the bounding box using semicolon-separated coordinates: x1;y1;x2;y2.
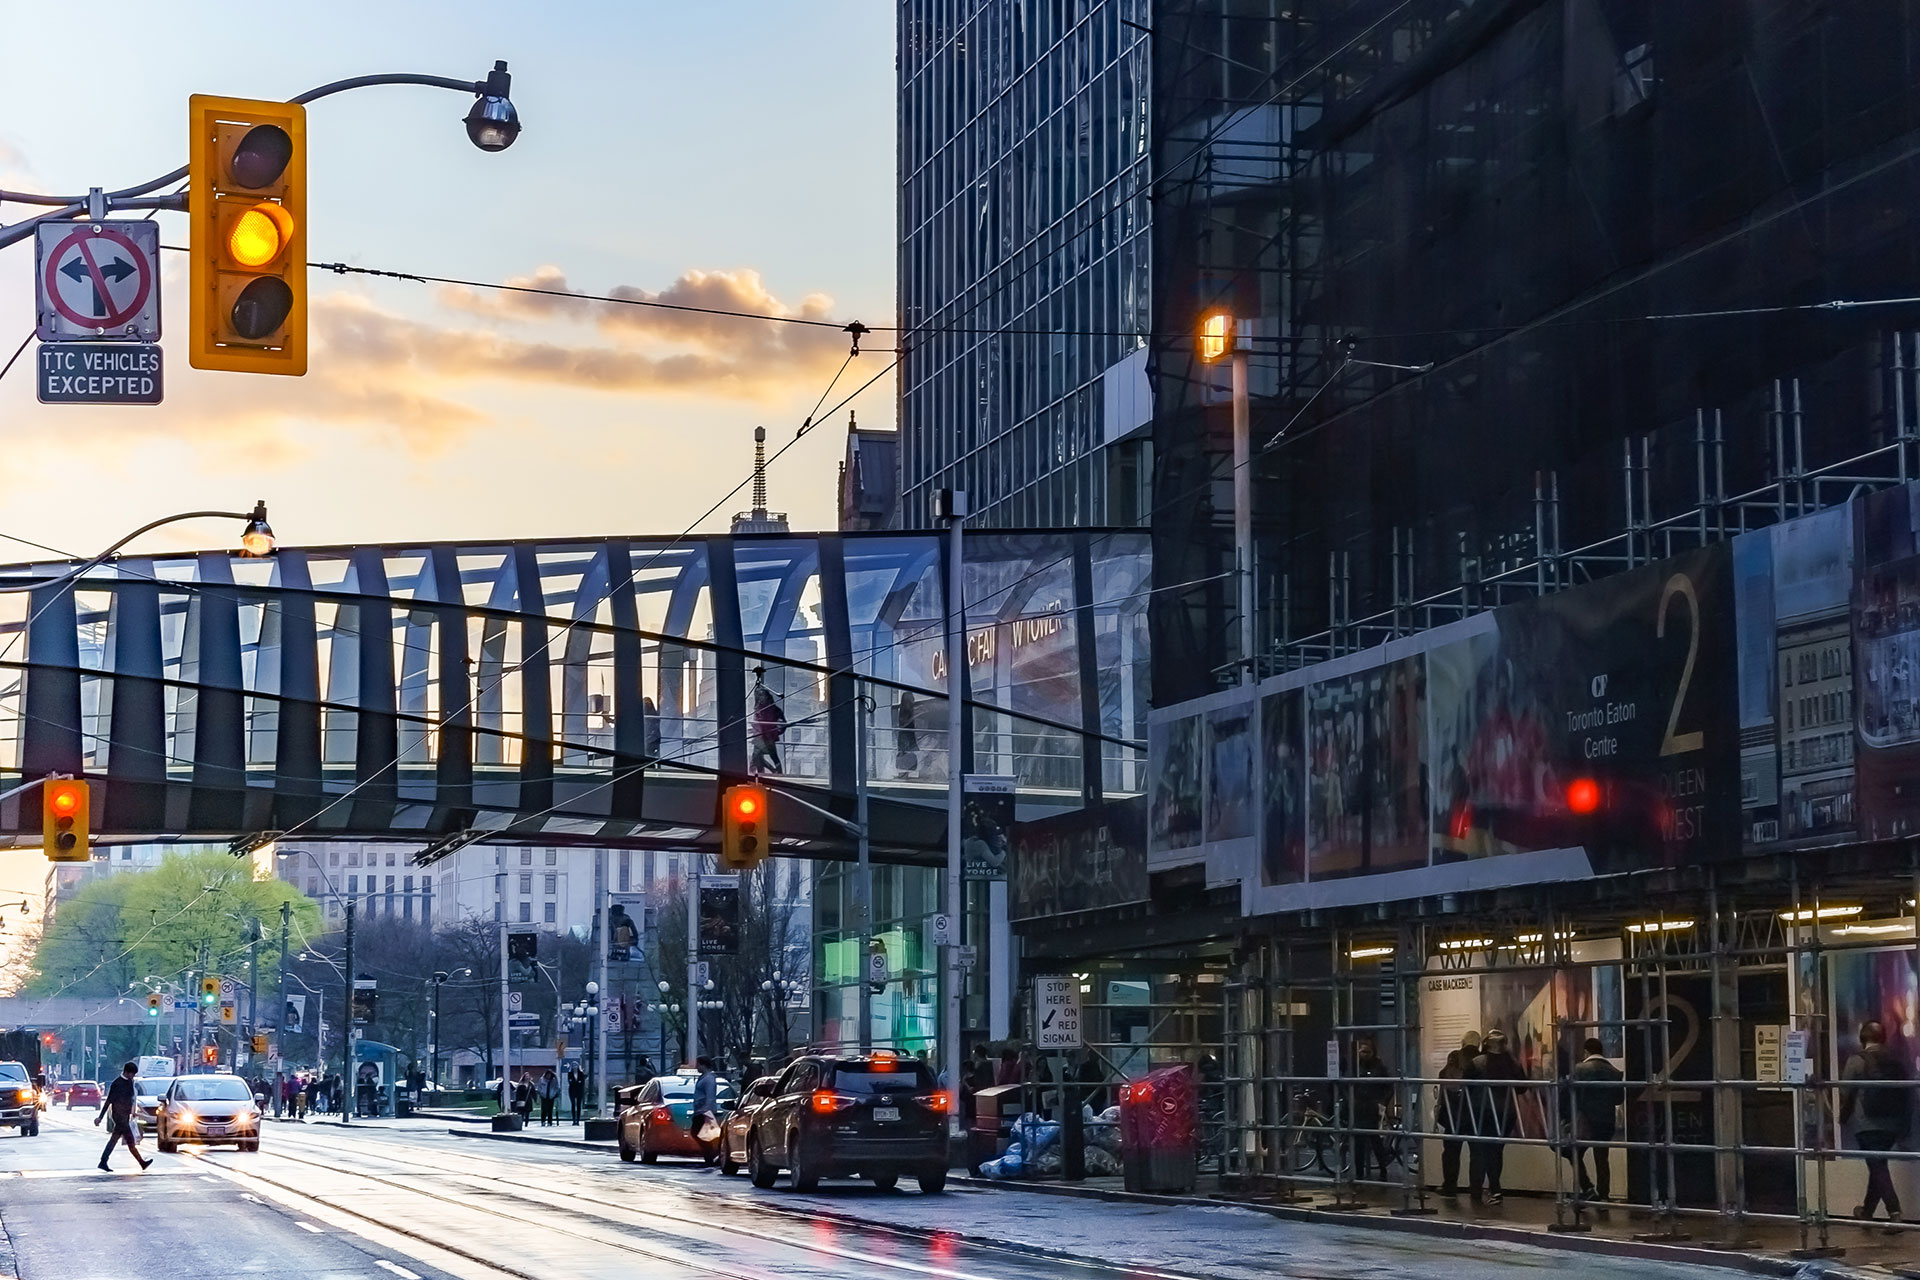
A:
0;61;523;251
429;967;468;1091
0;506;279;597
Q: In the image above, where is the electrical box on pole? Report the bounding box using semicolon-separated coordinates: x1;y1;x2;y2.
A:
188;95;307;375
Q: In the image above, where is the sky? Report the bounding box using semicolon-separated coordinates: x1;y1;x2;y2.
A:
0;3;897;972
0;1;897;557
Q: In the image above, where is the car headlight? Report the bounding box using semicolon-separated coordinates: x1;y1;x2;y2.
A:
175;1109;196;1125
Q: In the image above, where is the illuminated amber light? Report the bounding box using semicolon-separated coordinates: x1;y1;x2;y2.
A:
1199;312;1231;361
226;203;293;267
49;788;78;815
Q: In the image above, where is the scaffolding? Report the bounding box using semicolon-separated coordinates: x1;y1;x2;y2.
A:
1208;855;1920;1254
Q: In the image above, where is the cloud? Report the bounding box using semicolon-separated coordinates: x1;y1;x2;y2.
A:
434;265;848;367
321;286;850;400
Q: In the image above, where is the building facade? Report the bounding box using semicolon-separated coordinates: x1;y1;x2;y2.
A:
897;0;1154;529
918;0;1920;1236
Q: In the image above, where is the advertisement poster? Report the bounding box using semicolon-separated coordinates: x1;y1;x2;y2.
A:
1260;689;1306;885
1431;545;1736;873
962;775;1016;880
1010;796;1149;920
697;875;740;956
283;994;306;1035
1853;482;1920;839
1149;713;1203;854
1205;705;1255;843
1305;656;1427;879
607;898;643;962
1830;945;1920;1076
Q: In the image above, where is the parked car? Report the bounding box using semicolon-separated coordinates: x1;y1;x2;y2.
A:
64;1081;101;1110
616;1070;736;1164
745;1051;948;1193
717;1077;779;1175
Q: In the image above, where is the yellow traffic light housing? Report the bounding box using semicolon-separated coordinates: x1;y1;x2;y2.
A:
147;993;162;1017
250;1033;268;1054
201;976;220;1005
718;783;770;871
42;778;89;862
189;95;307;375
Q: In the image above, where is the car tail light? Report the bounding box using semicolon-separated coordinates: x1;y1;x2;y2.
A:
812;1090;855;1114
914;1090;950;1114
650;1107;673;1125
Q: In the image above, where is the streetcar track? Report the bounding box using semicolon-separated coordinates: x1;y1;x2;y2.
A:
198;1140;1009;1280
260;1125;1228;1280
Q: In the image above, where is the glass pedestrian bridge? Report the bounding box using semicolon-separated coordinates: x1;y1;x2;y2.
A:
0;529;1149;865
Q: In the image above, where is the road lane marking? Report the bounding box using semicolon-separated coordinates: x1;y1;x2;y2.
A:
376;1263;422;1279
297;1221;323;1233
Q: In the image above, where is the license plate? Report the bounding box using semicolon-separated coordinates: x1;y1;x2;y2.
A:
206;1124;228;1134
873;1106;900;1122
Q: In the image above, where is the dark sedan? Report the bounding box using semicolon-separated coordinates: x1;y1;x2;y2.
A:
717;1076;778;1175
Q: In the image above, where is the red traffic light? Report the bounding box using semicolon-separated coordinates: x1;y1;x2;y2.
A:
734;793;760;818
48;785;78;816
1566;776;1602;815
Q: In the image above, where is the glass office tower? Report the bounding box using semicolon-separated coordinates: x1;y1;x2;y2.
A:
897;0;1153;530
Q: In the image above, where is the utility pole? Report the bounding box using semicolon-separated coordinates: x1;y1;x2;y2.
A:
939;487;968;1103
275;901;290;1115
194;940;209;1067
246;917;261;1069
340;899;355;1124
499;861;511;1116
854;678;874;1050
595;848;609;1116
685;867;701;1069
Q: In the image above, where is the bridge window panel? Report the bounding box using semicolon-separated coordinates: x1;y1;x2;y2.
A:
159;592;194;777
73;590;112;673
303;555;354;592
396;610;438;766
1092;535;1151;796
971;537;1081;791
472;614;524;767
318;600;361;767
659;583;716;772
843;538;946;785
456;553;509;607
227;558;276;589
381;555;427;602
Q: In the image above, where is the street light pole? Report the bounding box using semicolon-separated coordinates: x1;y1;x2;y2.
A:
1230;339;1254;681
938;487;968;1097
0;63;521;251
340;899;354;1125
275;901;290;1116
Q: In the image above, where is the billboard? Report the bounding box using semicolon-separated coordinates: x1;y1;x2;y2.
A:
1010;796;1149;921
962;775;1015;880
1734;479;1920;849
697;876;740;956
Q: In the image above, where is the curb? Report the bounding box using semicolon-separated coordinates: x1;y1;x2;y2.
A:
448;1127;616;1155
950;1176;1819;1278
441;1124;1824;1277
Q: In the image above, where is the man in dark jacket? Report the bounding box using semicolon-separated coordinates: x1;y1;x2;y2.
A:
1349;1038;1393;1183
567;1067;585;1124
1435;1031;1479;1195
1466;1029;1526;1204
94;1062;150;1172
1842;1020;1912;1224
1570;1038;1625;1202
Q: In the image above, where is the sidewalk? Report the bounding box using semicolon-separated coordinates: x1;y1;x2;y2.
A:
447;1124;1916;1277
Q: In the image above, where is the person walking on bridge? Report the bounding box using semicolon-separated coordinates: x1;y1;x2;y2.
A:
95;1063;150;1172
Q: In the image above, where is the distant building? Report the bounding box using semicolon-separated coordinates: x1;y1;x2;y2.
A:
838;410;898;531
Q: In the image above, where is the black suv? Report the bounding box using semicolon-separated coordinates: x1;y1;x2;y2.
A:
0;1063;38;1137
746;1051;948;1193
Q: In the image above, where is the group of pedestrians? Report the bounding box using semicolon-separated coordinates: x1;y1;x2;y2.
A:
277;1071;337;1119
509;1067;588;1125
1433;1028;1541;1204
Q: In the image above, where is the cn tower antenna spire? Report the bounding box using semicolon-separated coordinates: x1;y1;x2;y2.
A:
752;425;768;516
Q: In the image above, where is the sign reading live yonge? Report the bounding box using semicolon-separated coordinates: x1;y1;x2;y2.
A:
1134;474;1920;917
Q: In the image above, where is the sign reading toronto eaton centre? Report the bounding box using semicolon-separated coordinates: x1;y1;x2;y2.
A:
36;342;163;405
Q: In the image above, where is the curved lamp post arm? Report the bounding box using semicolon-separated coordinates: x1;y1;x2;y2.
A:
0;62;514;249
0;505;270;595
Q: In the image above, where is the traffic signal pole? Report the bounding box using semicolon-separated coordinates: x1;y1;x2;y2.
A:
854;680;873;1051
275;901;290;1115
685;871;700;1070
340;899;354;1124
942;490;968;1108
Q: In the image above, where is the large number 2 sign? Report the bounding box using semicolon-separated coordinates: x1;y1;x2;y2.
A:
1657;573;1705;757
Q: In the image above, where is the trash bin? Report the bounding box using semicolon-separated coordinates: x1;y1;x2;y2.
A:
1118;1064;1198;1193
970;1084;1022;1174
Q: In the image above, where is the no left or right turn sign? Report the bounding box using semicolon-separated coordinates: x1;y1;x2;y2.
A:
35;221;161;342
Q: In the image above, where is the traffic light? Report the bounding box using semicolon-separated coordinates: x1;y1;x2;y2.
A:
188;95;307;375
719;783;770;871
42;778;89;863
201;1044;218;1066
201;976;220;1005
146;993;162;1018
250;1033;268;1055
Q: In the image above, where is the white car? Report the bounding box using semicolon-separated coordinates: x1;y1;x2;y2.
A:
132;1077;168;1133
155;1074;262;1152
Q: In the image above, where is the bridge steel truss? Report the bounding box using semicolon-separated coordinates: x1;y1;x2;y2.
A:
0;529;1150;864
